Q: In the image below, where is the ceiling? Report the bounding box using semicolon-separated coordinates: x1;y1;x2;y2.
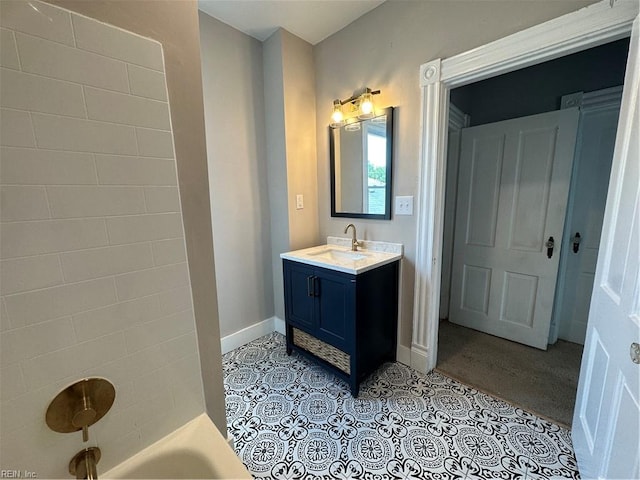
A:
197;0;385;45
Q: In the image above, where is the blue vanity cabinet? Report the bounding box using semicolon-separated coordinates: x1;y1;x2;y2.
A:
283;261;316;331
283;260;354;349
283;258;399;396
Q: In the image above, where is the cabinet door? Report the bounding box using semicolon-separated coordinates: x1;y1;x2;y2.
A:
316;269;355;350
283;261;315;329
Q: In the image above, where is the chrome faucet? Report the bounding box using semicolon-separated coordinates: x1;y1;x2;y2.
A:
344;223;360;251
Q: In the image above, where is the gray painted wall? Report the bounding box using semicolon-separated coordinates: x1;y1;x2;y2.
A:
263;30;290;321
314;0;595;347
197;0;601;353
451;38;629;126
264;29;319;320
281;30;319;253
199;12;274;337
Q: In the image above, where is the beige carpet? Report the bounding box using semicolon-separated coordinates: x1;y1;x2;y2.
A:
436;320;583;427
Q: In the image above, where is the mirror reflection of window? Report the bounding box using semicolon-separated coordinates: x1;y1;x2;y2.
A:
366;127;386;215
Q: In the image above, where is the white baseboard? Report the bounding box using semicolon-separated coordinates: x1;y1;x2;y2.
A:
398;344;430;373
220;316;278;354
410;345;430;374
273;316;286;335
396;344;411;366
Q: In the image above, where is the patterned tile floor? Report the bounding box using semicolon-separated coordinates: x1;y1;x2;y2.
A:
223;333;579;479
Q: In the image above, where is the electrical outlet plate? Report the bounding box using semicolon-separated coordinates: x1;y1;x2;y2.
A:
296;194;304;210
395;196;413;215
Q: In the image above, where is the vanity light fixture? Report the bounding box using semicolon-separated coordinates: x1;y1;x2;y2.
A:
330;87;381;127
331;100;344;128
358;90;375;119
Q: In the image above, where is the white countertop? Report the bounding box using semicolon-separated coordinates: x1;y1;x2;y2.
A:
280;237;402;275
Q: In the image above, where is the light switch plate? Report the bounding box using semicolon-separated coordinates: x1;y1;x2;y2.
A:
395;195;413;215
296;194;304;210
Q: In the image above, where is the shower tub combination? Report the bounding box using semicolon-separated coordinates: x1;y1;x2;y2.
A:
102;414;251;479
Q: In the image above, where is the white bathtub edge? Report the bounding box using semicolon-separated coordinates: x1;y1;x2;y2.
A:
102;413;251;479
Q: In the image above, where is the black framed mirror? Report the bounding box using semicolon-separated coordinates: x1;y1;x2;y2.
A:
330;107;394;220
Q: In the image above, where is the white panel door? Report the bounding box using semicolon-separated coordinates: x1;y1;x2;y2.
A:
450;108;579;349
572;17;639;479
554;96;621;345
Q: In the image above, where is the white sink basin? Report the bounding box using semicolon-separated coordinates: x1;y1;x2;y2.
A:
281;243;401;274
307;247;369;261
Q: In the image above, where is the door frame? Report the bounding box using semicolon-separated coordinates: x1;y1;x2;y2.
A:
411;0;638;372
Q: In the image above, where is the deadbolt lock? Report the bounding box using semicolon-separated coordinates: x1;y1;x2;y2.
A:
571;232;582;253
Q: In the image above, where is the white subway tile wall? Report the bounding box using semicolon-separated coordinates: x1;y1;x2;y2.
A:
144;186;181;213
0;68;87;117
0;2;205;477
151;238;188;266
0;298;10;332
0;28;21;70
31;113;139;155
135;127;175;158
127;65;169;102
0;147;98;185
70;15;164;71
95;154;178;186
0;1;75;45
16;33;131;93
0;108;36;147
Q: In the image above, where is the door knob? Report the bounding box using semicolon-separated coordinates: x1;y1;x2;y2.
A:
571;232;581;253
545;236;555;259
631;342;640;364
